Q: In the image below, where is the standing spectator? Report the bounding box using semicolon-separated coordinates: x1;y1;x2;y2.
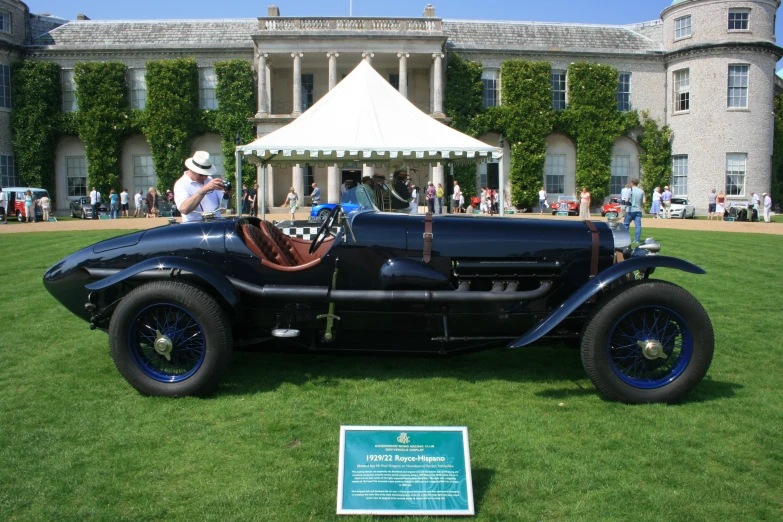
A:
39;193;52;222
716;190;726;220
620;183;632;218
661;186;672;219
109;189;119;219
436;183;444;214
250;183;260;217
0;187;6;224
579;186;591;220
283;186;299;220
623;178;646;244
341;180;348;195
24;190;36;223
134;191;143;217
707;189;717;220
310;182;321;207
120;188;129;218
89;186;101;219
410;184;419;214
538;185;547;215
480;187;488;214
167;190;174;204
763;192;772;222
146;187;160;218
452;180;462;214
241;184;249;214
488;188;496;215
751;192;760;214
650;187;662;218
426;181;436;214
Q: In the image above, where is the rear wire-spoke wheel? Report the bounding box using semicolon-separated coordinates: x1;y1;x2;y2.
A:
317;208;332;222
109;281;232;397
581;280;713;404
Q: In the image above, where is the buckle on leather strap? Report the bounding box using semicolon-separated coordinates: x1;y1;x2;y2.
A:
423;232;433;239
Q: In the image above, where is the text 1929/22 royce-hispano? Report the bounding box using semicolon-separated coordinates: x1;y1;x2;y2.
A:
44;185;714;403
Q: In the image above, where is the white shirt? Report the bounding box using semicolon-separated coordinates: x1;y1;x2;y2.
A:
752;194;760;205
174;172;224;222
765;196;772;208
134;193;143;207
90;190;100;205
0;191;5;206
453;184;461;202
539;190;546;200
120;191;129;204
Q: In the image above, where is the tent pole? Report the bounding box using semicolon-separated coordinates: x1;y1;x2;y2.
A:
449;161;454;214
235;133;243;218
261;163;267;222
498;135;505;217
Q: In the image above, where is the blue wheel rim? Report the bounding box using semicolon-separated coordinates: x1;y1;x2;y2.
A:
606;305;693;389
128;303;206;383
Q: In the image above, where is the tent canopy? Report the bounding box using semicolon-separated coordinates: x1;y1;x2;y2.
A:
239;60;502;167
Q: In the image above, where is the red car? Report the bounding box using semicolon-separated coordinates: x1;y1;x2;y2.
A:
601;197;623;217
551;195;579;216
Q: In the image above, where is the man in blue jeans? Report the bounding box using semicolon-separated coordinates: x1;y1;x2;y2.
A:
623;178;646;244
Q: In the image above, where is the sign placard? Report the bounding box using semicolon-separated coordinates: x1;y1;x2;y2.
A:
337;426;474;516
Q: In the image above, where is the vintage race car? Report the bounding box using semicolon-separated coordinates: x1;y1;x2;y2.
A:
44;185;714;404
601;197;624;217
552;195;579;215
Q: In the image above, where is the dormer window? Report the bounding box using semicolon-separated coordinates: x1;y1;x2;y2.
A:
728;9;750;31
675;15;692;40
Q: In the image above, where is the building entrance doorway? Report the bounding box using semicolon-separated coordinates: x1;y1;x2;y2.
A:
341;169;361;191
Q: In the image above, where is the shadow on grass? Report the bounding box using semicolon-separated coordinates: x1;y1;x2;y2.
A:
470;468;495;516
218;346;586;396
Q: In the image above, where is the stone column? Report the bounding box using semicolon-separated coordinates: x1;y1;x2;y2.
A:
328;164;340;203
293;164;304;204
292;52;303;116
256;52;268;117
397;52;409;99
363;164;375;179
327;52;339;91
266;165;275;208
432;52;444;116
362;52;374;65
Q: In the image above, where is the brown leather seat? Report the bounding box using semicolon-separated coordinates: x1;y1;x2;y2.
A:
241;223;325;272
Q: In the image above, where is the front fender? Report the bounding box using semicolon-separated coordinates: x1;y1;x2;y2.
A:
85;256;240;311
507;256;705;348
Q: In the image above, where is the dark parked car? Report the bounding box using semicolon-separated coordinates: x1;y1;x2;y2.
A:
44;185;714;403
70;196;108;219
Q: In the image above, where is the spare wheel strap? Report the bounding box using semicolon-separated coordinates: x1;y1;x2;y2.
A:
584;220;599;278
423;212;434;264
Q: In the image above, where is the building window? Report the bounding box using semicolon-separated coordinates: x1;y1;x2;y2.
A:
617;73;631;112
129;69;147;110
133;155;156;196
66;156;87;197
1;155;19;186
482;69;499;108
672;155;688;196
389;73;399;90
0;9;11;34
199;67;218;110
0;64;10;109
675;15;692;39
301;74;314;112
728;9;750;31
545;155;566;194
62;69;77;112
727;65;749;108
673;69;690;112
304;165;314;195
726;153;746;196
551;71;567;111
610;156;630;195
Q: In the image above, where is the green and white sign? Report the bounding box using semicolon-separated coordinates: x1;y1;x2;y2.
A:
336;426;474;516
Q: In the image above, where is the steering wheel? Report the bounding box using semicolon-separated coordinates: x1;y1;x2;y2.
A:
310;204;341;254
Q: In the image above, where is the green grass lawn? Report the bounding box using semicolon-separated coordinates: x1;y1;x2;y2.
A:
1;229;782;521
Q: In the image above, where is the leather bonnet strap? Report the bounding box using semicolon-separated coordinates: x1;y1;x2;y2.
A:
583;220;599;278
423;212;434;263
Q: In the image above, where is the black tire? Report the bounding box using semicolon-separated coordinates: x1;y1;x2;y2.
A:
16;211;24;222
317;208;332;222
581;280;713;404
108;281;233;397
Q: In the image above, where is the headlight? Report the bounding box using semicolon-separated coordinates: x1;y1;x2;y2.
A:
608;218;631;250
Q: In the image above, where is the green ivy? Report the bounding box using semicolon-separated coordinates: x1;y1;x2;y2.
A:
9;61;61;197
214;60;257;186
74;62;131;194
444;53;483;134
637;111;673;210
771;94;783;207
145;59;202;193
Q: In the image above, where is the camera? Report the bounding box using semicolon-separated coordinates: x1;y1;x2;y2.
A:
223;180;232;191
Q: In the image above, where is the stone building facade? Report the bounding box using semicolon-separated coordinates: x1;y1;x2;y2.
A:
0;0;780;212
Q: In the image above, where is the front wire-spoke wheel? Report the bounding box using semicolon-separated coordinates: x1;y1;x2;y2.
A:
109;281;232;397
581;280;713;404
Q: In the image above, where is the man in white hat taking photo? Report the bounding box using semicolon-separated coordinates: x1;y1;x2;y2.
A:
174;151;225;222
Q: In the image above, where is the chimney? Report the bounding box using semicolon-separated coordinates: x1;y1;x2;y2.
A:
267;5;280;17
423;4;435;17
77;14;90;21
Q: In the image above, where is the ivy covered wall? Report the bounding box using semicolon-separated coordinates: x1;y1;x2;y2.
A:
214;60;257;187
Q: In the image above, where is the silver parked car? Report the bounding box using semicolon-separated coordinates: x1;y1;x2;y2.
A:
670;197;696;219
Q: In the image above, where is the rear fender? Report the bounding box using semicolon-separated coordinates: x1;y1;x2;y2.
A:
508;255;705;348
85;256;240;311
